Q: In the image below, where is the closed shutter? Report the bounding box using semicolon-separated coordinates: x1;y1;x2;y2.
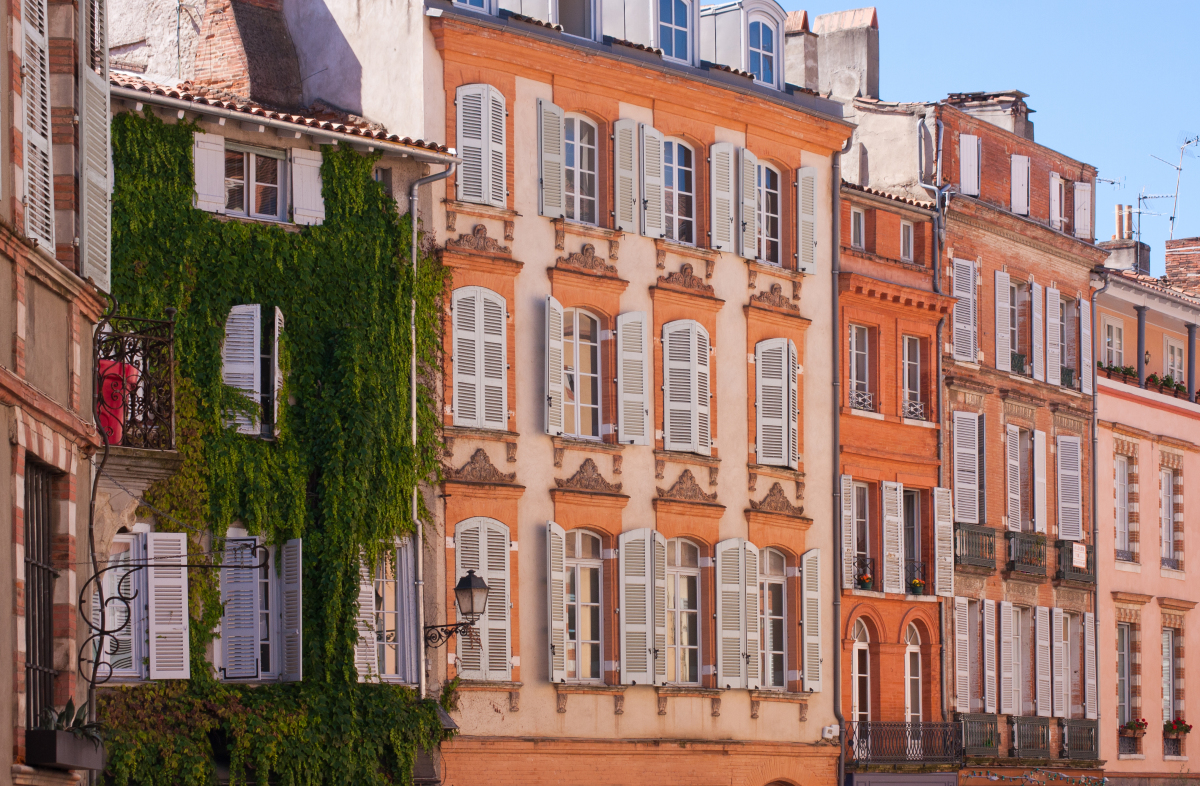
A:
619;528;653;685
395;537;420;684
354;556;377;681
882;481;904;594
954;597;970;713
289;149;325;225
487;88;507;207
1057;435;1083;540
1080;298;1093;395
456;84;488;204
453;287;507;430
663;320;709;455
984;598;997;713
995;271;1011;371
547;521;567;682
1006;425;1021;531
279;538;303;682
222;304;261;434
147;532;190;680
755;338;788;467
538;98;564;218
456;518;511;681
220;537;260;680
959;134;980;196
952;259;976;362
796;166;817;274
999;600;1014;715
22;0;53;249
1084;611;1097;719
1052;607;1066;718
544;296;565;436
716;538;745;689
788;339;799;469
640;123;665;237
933;487;954;597
616;311;650;445
1032;282;1045;381
79;0;110;290
1049;173;1062;230
272;308;285;436
801;548;821;692
193;132;226;212
840;474;855;589
613;119;639;233
738;148;758;259
1035;605;1051;717
1074;182;1092;239
1034;429;1048;534
452;288;480;427
953;411;980;524
743;542;760;689
1046;287;1061;387
1011;154;1030;215
481;291;508;430
710;142;736;251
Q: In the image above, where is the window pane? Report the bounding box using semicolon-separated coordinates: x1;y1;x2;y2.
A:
225;150;245;212
254;156;279;217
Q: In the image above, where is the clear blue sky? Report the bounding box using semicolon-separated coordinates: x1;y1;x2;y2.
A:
784;0;1200;275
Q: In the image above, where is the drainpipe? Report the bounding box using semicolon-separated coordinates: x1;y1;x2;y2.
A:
1089;270;1110;730
410;161;456;701
832;139;849;786
1135;305;1148;387
1187;323;1196;402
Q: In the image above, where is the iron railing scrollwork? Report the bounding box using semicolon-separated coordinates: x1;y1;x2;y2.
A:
955;524;996;569
850;389;875;412
960;713;999;757
1056;541;1096;584
845;721;961;764
853;555;876;591
1060;719;1099;760
902;399;925;420
1010;715;1050;758
94;308;176;451
905;559;926;594
1007;531;1047;576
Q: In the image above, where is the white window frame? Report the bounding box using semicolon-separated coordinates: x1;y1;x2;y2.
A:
850;324;870;397
902;335;921;408
373;539;419;683
746;14;779;88
759;547;787;690
663;138;695;245
903;489;920;585
1165;335;1186;383
1102;316;1124;367
1162;628;1176;722
665;537;702;686
900;220;914;262
562;308;603;440
851;207;865;249
1009;283;1020;364
555;0;597;38
1057;296;1069;379
852;619;871;722
563;529;604;683
1116;455;1130;556
1116;622;1130;726
564;114;599;225
757;162;782;265
1160;468;1176;564
224;144;288;222
853;481;870;564
96;532;148;681
657;0;693;63
905;624;922;723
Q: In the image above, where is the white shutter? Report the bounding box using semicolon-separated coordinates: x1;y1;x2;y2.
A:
788;339;799;469
755;338;788;467
1074;182;1092;239
354;555;378;682
613;119;639;233
279;538;303;682
1052;607;1066;718
999;600;1014;715
1032;282;1045;381
538;98;564;217
738;147;759;259
1046;287;1061;387
1084;611;1097;719
79;0;110;290
954;597;970;713
1011;155;1030;215
22;0;54;248
933;487;954;597
451;287;508;430
146;532;190;680
959;134;980;196
487;87;507;207
952;259;976;362
222;304;261;434
716;538;746;688
1035;605;1051;717
545;296;564;436
193;132;226;213
619;528;654;685
710;142;736;251
456;84;488;204
1006;425;1021;532
796;167;817;274
1080;298;1093;395
743;542;761;689
995;271;1011;371
882;481;904;594
984;598;997;713
1057;435;1083;541
547;521;567;682
220;537;259;680
801;548;821;692
953;411;980;524
272;308;285;436
452;288;480;427
841;474;855;590
616;311;650;445
652;531;667;683
1034;429;1048;534
394;537;420;684
640;123;665;238
457;518;511;681
1049;173;1062;230
289;149;325;225
481;291;508;430
663;320;707;454
696;324;711;455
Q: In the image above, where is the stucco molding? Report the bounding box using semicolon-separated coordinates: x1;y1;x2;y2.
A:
555;458;622;494
657;468;717;503
444;448;517;484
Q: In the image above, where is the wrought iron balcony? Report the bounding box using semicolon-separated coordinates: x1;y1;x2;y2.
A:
95;311;176;450
845;721;962;765
1060;719;1099;760
902;399;926;420
1117;735;1139;755
960;713;999;757
1007;531;1047;577
1162;555;1182;571
1056;541;1096;584
1061;367;1075;388
1165;736;1183;757
850;389;875;412
955;524;996;570
1009;715;1050;758
905;559;927;595
853;555;877;591
1011;352;1026;374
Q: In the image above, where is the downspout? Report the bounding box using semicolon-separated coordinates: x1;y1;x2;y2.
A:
832;135;851;786
410;161;456;701
1090;270;1110;729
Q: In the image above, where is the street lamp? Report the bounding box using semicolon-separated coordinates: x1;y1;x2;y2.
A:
424;570;490;648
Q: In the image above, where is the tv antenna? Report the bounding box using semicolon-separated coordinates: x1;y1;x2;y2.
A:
1133;188;1173;244
1097;175;1124;189
1149;135;1200;240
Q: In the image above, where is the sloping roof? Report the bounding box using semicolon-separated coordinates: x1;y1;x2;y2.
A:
1110;268;1200;305
812;7;877;34
841;180;935;210
784;10;809;33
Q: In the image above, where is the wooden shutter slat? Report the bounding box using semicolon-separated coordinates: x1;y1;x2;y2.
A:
147;532;190;680
959;134;980;196
289;148;325;225
984;598;997;713
79;2;110;291
999;600;1014;715
548;521;567;682
755;338;788;467
716;538;745;689
1052;607;1066;718
22;0;54;249
796;167;817;274
801;548;821;691
652;531;667;683
618;528;653;685
220;537;260;680
456;84;488;204
738;148;758;260
538;99;564;217
1080;298;1093;394
952;259;976;362
743;542;761;689
354;554;378;681
710;142;736;251
1011;154;1030;215
616;311;650;445
840;474;855;589
487;87;507;208
453;289;480;427
613;119;639;233
788;340;799;469
222;304;261;434
1046;286;1061;387
640;123;665;237
953;411;980;524
882;481;904;594
1006;424;1022;532
1074;182;1092;239
279;538;303;682
933;487;954;597
193;132;226;213
1084;611;1097;719
545;296;565;436
954;597;970;713
1050;173;1062;230
1057;435;1083;540
1032;282;1045;381
1034;429;1048;533
995;270;1011;371
395;537;420;684
481;291;508;430
483;523;511;680
272;308;285;437
1036;606;1051;717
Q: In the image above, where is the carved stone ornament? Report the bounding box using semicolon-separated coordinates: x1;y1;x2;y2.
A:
608;239;620;260
748;269;758;288
655;458;665;479
792;280;802;301
555;458;623;493
656;248;667;269
447;224;511;254
508;691;520;712
558;243;617;275
614;694;625;715
748;471;758;492
505;441;518;463
657;469;718;503
711;697;721;717
446;210;457;233
445;448;516;484
443;436;455;458
705;259;715;279
751;283;800;313
750;482;805;517
556;693;568;713
555;225;566;250
657;694;668;715
708;465;719;486
798;702;808;722
504;220;515;241
553;446;565;468
658;262;714;295
612;454;623;475
750;699;760;719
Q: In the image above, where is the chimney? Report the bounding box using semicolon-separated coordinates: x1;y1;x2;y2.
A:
1123;205;1133;240
1165;237;1200;295
812;8;879;100
783;11;819;92
193;0;303;110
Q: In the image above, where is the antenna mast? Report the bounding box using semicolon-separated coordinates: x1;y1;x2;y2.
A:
1149;135;1200;240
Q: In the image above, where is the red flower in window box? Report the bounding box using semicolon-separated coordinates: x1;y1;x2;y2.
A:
1165;718;1192;737
1120;718;1148;737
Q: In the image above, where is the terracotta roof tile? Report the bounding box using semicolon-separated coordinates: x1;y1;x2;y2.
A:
841;179;935;210
1110;268;1200;305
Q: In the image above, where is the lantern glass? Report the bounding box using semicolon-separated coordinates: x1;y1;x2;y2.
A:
455;569;490;623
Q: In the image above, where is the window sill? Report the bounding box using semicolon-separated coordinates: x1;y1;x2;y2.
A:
213;212;301;233
444;198;521;223
1117;754;1145;760
1165;755;1189;762
748;688;809;703
654;448;720;467
1114;560;1141;573
849;588;885;599
1161;566;1186;580
554;682;624;694
656;685;721;698
951;360;981;371
849;408;884;421
552;216;623;244
656;236;718;263
901;417;937;428
454;680;523;692
747;259;807;283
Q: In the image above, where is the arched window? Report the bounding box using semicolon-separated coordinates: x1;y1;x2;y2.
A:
664;139;695;244
565;115;598;224
759;547;787;689
906;624;922;723
748;17;776;86
658;0;690;62
563;308;601;438
565;529;603;681
666;538;701;684
852;619;870;722
757;163;781;264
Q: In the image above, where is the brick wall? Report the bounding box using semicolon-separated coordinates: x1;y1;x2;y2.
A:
1165;237;1200;295
193;2;253;97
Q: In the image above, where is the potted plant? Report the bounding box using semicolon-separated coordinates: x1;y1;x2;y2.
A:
25;699;104;771
1120;718;1148;738
1148;372;1162;392
1164;718;1192;739
856;572;873;590
908;577;926;595
1175;382;1187;399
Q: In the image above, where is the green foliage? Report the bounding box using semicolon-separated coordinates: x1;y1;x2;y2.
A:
101;109;449;785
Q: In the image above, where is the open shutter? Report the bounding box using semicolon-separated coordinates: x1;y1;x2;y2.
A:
354;555;378;681
22;0;54;248
272;308;285;435
841;474;855;589
222;304;261;434
1057;435;1083;540
1084;611;1097;719
716;538;745;689
547;521;567;682
613;119;639;233
220;537;259;680
934;487;954;597
984;598;997;713
1032;282;1045;381
545;296;564;436
652;531;667;683
1046;287;1061;386
738;148;759;259
456;84;488;204
995;271;1011;371
453;288;480;427
487;88;507;207
538;98;564;217
454;524;482;679
1052;607;1066;718
481;291;508;430
1074;182;1092;239
289;149;325;225
1011;155;1030;215
147;532;190;680
801;548;821;692
394;537;420;684
193;132;226;213
743;542;761;690
796;167;817;274
616;311;650;445
1049;173;1062;229
640;123;665;238
959;134;980;196
279;538;303;682
954;597;970;713
788;340;799;470
1006;425;1021;531
710;142;736;252
953;412;980;523
696;325;711;455
618;528;653;685
483;521;511;680
1034;430;1048;534
882;481;904;594
1036;606;1051;717
952;259;976;362
79;0;110;290
999;600;1014;715
1080;298;1093;395
755;338;788;467
663;320;694;452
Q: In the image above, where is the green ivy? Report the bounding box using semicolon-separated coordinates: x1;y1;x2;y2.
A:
100;109;449;785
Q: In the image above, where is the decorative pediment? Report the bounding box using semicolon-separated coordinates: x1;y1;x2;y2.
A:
750;283;799;313
445;448;516;484
657;263;714;295
554;458;623;493
656;468;717;503
749;482;804;516
447;224;511;254
558;243;617;276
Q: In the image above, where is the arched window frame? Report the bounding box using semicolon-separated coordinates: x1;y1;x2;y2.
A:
905;623;922;723
664;137;696;245
746;13;779;88
757;161;782;265
741;0;785;89
656;0;697;65
665;537;703;685
852;619;871;722
564;113;600;226
759;547;787;690
561;307;604;440
564;528;605;682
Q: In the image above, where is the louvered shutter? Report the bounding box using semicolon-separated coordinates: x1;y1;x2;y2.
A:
457;518;511;681
452;288;480;427
716;538;745;688
78;0;110;290
954;597;970;713
22;0;53;249
933;487;954;597
545;296;565;436
272;307;285;436
796;167;817;274
619;528;653;685
220;537;259;680
952;259;976;362
616;311;650;445
1006;425;1021;532
147;532;190;680
743;542;761;689
640;124;665;238
738;148;758;260
1034;430;1048;534
487;88;507;207
953;412;980;524
613;119;639;233
999;600;1014;714
1074;182;1092;239
710;142;736;251
193;132;226;212
1011;155;1030;215
1084;611;1097;719
696;325;711;454
1080;298;1093;395
1032;282;1045;381
995;271;1011;371
222;304;261;434
801;548;821;692
959;134;980;196
279;538;302;682
840;474;855;589
788;340;799;469
1057;435;1082;540
1049;173;1062;230
394;537;420;684
547;521;567;682
1046;287;1061;387
1035;605;1051;717
481;290;508;430
984;598;997;713
1052;607;1066;717
289;149;325;225
664;320;708;454
652;531;667;683
537;98;564;217
456;84;488;204
882;481;904;594
354;555;378;682
755;338;788;467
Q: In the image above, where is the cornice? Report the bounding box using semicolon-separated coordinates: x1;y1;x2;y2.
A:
947;204;1109;268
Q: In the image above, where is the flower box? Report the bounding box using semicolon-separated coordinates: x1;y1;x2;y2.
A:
1118;728;1146;738
1165;731;1188;740
24;729;105;771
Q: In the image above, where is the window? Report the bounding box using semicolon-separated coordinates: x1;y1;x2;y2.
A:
658;0;689;61
221;305;283;438
565;530;603;682
747;18;775;85
852;620;871;722
951;259;978;363
959;134;980;197
1051;173;1066;230
665;538;701;685
374;539;419;682
1162;628;1176;722
1009;283;1019;368
1006;426;1034;533
455;84;507;208
757;163;781;264
664;139;694;244
564;115;598;224
1115;455;1131;558
755;338;798;469
452;287;507;431
1117;623;1131;726
455;518;512;681
759;548;786;689
25;463;55;728
194;133;324;224
563;309;601;439
968;599;982;712
1166;337;1186;383
1014;605;1033;716
903;490;920;590
457;0;485;6
1103;318;1124;367
902;335;922;419
853;481;870;586
225;146;286;221
96;533;147;681
558;0;592;37
953;411;985;524
900;220;914;262
220;536;303;682
373;166;393;198
1057;296;1068;381
1160;469;1178;569
662;319;711;455
849;324;871;411
851;207;865;249
905;625;922;723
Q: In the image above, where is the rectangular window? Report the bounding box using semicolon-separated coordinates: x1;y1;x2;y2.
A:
1104;319;1124;367
757;164;780;264
1015;605;1033;716
903;489;920;590
658;0;689;61
1161;469;1177;568
664;140;694;244
374;540;419;682
1162;628;1176;722
97;533;147;681
25;463;56;729
853;481;870;568
1058;297;1069;384
666;539;701;685
1166;337;1186;383
902;335;922;419
901;220;914;262
849;324;871;411
969;599;983;712
759;548;786;689
558;0;592;37
224;146;287;221
1116;455;1131;557
565;530;603;681
564;116;598;224
851;207;865;249
1117;623;1130;726
1009;283;1020;366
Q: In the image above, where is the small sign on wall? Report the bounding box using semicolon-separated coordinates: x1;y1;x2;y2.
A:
1072;543;1087;569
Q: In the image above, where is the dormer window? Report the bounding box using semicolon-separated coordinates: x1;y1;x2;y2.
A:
700;1;785;89
659;0;691;62
748;17;776;85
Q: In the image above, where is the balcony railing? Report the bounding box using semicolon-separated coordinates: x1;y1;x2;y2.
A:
854;555;877;591
955;524;996;570
1056;541;1096;584
1009;715;1050;758
1007;531;1047;577
902;399;926;420
1060;719;1099;760
1162;555;1182;571
960;713;999;757
850;389;875;412
1117;735;1139;755
1165;736;1183;757
845;721;962;765
95;311;176;450
905;559;927;594
1011;352;1026;374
